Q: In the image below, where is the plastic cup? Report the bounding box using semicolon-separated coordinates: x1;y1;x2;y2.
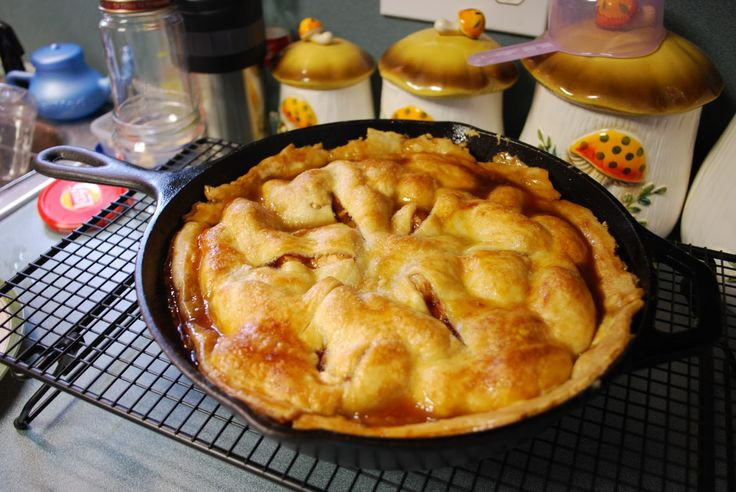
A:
0;83;37;181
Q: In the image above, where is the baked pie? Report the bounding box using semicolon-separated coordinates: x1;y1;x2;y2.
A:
169;129;644;437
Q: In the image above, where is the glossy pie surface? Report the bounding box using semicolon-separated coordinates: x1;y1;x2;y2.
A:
169;130;643;437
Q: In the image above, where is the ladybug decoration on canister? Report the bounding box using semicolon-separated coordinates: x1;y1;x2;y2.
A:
568;129;647;186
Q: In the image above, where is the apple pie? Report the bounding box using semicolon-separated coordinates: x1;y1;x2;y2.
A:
168;129;644;438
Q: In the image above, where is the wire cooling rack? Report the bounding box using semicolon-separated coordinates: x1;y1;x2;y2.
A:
0;139;734;491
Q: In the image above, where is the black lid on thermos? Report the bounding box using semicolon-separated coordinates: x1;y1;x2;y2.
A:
0;19;26;75
175;0;266;73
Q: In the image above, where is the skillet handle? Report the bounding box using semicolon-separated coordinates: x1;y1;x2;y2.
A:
627;227;722;368
34;145;181;202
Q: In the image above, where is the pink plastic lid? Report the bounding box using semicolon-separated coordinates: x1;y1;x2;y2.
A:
468;0;666;67
38;179;127;234
550;0;666;57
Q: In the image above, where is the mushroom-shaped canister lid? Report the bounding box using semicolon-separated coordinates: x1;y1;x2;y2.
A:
522;31;723;115
379;10;518;97
272;18;375;90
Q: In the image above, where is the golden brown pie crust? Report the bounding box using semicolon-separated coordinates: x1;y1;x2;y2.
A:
169;129;644;438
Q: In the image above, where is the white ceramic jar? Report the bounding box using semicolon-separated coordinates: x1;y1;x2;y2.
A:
681;114;736;253
378;10;517;134
380;80;505;132
271;18;375;132
519;32;722;237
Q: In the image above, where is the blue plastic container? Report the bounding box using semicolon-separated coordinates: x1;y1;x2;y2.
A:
6;43;110;121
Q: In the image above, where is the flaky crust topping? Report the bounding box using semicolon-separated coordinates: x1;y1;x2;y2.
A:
169;129;643;437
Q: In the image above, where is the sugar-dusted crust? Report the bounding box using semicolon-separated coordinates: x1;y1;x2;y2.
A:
169;129;644;437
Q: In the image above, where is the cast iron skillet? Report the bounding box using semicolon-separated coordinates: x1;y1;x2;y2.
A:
34;120;721;470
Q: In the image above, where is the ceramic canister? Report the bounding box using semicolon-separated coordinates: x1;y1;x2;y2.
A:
378;9;518;134
519;32;722;237
271;18;374;132
681;114;736;310
681;114;736;254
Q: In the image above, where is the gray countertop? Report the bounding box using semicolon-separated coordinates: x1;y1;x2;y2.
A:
0;373;288;491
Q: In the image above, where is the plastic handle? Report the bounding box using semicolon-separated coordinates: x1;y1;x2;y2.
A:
467;36;558;66
33;145;179;203
626;227;722;369
4;69;33;87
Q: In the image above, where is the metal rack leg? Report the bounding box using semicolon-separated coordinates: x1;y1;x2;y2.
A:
13;351;77;430
13;382;64;430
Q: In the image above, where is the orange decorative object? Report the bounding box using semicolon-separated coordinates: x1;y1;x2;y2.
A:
281;97;317;129
569;129;646;184
458;9;485;39
596;0;638;29
298;17;324;39
392;105;433;121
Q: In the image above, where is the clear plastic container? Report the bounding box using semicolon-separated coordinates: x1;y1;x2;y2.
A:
98;0;203;167
0;83;37;181
90;110;114;156
111;90;203;167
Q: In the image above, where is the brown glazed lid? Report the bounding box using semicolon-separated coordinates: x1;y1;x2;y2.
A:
272;18;374;90
522;31;724;115
379;20;518;98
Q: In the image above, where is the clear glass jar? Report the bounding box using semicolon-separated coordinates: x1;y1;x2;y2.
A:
99;0;203;167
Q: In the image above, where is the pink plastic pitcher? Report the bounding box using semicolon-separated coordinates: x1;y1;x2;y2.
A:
468;0;666;66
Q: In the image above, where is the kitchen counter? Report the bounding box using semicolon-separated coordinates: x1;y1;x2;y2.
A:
0;375;287;491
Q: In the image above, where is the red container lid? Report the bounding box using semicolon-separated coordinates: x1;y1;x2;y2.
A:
38;179;128;234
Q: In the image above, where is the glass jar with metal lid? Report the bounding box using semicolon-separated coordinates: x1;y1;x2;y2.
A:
99;0;203;167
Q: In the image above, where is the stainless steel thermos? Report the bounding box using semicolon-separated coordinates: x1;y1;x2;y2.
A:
176;0;267;143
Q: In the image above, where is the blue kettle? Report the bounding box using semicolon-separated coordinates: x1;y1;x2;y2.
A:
6;42;110;121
